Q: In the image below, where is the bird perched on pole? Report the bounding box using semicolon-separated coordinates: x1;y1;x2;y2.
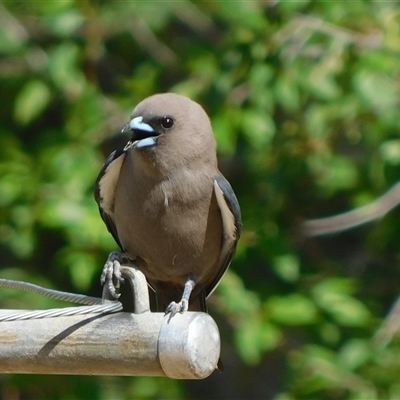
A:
95;93;241;316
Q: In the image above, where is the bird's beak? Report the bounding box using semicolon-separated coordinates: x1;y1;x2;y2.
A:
122;116;159;149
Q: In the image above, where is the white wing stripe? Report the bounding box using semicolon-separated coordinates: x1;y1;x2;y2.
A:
98;153;125;214
207;179;237;299
214;179;236;241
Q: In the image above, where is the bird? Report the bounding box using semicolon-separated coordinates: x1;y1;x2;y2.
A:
94;93;241;316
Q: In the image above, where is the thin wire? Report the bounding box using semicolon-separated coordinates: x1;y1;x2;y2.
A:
0;278;122;321
0;303;123;322
0;278;102;305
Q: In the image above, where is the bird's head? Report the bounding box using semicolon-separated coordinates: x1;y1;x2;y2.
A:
121;93;217;169
121;113;173;151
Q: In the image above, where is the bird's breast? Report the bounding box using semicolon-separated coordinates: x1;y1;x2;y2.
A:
113;157;222;284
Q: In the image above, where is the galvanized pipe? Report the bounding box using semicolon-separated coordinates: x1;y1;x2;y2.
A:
0;265;221;379
0;310;220;379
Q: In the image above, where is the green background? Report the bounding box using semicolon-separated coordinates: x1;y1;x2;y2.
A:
1;1;400;399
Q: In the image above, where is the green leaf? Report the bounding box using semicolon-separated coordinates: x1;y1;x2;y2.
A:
272;254;300;282
46;9;84;37
249;63;274;89
305;68;341;101
236;317;282;364
267;294;319;325
353;69;399;113
379;140;400;165
61;250;98;291
48;42;85;96
14;80;51;125
308;154;359;192
0;15;27;53
312;279;372;327
338;339;372;371
305;104;330;140
319;323;341;344
274;74;300;112
241;109;275;148
212;109;238;156
217;270;260;315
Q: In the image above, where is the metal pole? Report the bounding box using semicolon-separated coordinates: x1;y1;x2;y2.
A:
0;265;221;379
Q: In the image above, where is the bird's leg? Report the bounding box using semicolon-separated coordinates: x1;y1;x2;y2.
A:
100;251;126;299
165;277;196;318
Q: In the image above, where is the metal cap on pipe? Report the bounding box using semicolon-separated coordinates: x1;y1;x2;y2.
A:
159;312;220;379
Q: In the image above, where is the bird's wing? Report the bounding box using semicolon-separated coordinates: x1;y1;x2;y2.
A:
94;148;127;250
206;174;242;299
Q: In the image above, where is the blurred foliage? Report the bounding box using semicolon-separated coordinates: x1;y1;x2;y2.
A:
1;1;400;399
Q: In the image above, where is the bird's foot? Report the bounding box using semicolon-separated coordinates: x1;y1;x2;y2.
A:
164;278;196;320
165;298;189;319
101;251;125;299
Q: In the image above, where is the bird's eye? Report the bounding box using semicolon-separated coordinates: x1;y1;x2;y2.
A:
161;116;174;129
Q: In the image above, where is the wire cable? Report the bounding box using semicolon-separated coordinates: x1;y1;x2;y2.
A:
0;278;122;321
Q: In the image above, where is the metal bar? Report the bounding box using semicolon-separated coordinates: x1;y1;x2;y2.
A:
0;310;220;379
0;265;221;379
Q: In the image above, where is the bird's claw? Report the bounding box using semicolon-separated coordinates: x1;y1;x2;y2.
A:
165;299;189;320
101;251;125;299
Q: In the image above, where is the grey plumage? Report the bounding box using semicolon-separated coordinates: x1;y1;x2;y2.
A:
95;93;241;315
